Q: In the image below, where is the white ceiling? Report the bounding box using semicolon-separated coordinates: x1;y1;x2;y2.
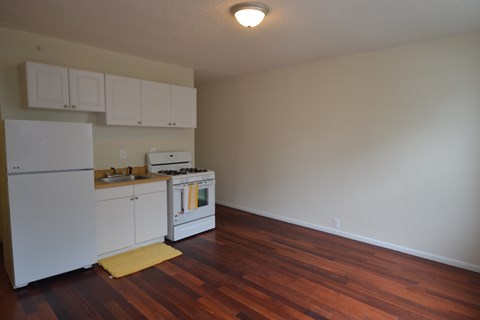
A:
1;0;480;84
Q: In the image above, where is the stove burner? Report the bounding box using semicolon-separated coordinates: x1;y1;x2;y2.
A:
157;170;187;176
156;168;208;176
179;168;208;173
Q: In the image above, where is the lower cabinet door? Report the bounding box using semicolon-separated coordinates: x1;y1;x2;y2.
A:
95;197;135;255
134;191;167;243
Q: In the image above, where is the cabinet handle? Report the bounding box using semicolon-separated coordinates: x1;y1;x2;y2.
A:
71;105;77;109
173;123;176;126
130;197;135;201
64;105;69;109
168;122;172;126
138;121;141;125
135;196;139;200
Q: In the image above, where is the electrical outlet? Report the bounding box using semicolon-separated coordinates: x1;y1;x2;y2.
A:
150;147;157;153
333;218;341;229
120;149;127;159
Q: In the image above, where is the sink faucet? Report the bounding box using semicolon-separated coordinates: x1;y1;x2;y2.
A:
109;167;117;177
128;166;133;175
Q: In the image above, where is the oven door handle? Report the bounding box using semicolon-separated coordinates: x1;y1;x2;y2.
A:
173;180;215;189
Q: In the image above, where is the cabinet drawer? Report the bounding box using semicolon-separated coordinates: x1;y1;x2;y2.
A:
134;181;166;194
96;185;133;201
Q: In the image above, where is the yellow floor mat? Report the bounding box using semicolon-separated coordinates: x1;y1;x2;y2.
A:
98;242;182;278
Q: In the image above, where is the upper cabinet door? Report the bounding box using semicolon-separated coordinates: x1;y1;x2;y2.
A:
141;80;171;127
171;85;197;128
69;68;105;112
26;61;69;110
105;74;142;126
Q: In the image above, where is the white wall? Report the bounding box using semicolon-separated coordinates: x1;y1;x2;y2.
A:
196;33;480;271
0;28;195;169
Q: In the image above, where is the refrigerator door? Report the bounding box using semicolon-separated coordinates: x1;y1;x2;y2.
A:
7;170;96;287
5;119;93;174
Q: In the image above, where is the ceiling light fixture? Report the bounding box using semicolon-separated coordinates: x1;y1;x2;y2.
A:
230;2;269;28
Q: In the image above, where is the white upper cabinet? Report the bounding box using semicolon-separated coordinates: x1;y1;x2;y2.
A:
26;61;105;112
25;61;194;124
68;68;105;112
27;62;69;110
141;80;172;127
171;85;197;128
104;74;142;126
102;75;196;128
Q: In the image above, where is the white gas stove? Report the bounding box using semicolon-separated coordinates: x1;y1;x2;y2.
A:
147;152;215;241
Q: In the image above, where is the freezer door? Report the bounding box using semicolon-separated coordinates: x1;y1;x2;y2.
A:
5;119;93;174
7;170;96;287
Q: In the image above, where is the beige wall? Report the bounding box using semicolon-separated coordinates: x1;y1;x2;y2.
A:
196;33;480;270
0;28;195;169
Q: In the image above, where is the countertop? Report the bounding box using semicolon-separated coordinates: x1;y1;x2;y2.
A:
94;166;170;189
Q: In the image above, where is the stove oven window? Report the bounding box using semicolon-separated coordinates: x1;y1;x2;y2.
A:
198;188;209;208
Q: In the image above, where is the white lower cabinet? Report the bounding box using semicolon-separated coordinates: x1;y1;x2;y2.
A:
134;181;168;243
95;181;167;257
96;195;135;255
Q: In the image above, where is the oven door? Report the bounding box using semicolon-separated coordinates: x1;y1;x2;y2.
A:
172;179;215;225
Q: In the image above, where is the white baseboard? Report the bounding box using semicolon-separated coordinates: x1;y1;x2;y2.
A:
216;200;480;273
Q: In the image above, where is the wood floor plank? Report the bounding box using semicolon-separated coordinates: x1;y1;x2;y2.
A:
1;204;479;319
111;278;174;319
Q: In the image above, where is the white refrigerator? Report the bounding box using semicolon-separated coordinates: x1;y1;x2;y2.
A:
1;119;97;288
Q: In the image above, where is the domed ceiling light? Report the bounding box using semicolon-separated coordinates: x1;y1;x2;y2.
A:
230;2;269;28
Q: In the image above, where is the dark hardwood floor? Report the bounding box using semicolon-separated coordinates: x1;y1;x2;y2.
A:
1;205;479;319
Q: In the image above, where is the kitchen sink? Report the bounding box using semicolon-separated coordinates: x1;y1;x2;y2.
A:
100;175;150;183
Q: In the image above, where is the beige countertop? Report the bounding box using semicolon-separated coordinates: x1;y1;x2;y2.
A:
94;166;170;189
